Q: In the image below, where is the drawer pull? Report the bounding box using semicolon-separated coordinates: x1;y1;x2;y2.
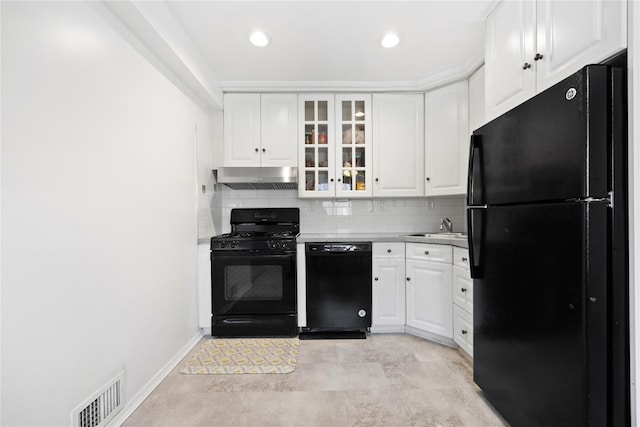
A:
461;257;468;262
406;277;411;282
461;288;467;293
374;277;379;281
387;249;392;253
461;329;468;335
424;251;430;255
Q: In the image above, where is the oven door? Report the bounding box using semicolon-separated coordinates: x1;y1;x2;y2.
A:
211;251;297;316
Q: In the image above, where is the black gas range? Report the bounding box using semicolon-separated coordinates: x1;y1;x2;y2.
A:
210;208;299;337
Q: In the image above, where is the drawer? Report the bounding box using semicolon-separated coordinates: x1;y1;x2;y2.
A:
405;243;452;264
453;305;473;357
453;266;473;313
453;247;470;270
372;242;405;259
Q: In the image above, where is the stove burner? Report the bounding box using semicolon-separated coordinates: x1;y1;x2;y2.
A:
266;231;295;238
220;231;254;239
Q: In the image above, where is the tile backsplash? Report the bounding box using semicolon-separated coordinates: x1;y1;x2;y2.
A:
202;186;466;237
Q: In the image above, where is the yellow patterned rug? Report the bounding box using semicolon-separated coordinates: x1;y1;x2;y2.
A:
179;338;300;374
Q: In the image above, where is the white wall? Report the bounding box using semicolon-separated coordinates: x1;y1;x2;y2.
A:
1;2;211;425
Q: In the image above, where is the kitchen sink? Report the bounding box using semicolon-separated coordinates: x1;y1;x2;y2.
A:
407;232;467;239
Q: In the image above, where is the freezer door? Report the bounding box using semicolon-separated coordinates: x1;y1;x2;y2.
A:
472;202;608;427
468;65;612;206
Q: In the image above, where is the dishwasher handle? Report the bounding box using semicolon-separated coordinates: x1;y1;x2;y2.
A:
306;242;372;253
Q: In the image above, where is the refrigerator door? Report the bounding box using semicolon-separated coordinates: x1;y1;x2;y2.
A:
468;65;611;206
472;202;608;427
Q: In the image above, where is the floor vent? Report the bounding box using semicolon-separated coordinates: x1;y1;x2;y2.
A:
72;370;125;427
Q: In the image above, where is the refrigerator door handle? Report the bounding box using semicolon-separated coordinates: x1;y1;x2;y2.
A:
467;134;481;206
467;207;485;278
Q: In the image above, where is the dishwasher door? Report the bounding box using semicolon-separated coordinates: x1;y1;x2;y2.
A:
305;243;372;331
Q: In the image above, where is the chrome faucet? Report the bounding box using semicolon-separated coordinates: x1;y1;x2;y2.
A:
440;217;453;233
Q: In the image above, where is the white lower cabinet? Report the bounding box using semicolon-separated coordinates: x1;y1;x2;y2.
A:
453;305;473;356
405;243;453;343
452;247;473;358
367;242;471;354
371;243;406;332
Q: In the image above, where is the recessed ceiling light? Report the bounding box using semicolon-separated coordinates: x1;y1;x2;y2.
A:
250;31;270;47
381;33;400;48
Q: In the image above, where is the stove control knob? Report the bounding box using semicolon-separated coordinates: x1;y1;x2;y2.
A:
280;242;288;249
219;242;227;249
231;240;239;248
268;241;276;249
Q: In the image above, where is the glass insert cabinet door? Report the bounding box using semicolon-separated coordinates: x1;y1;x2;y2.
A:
299;94;335;197
335;94;372;198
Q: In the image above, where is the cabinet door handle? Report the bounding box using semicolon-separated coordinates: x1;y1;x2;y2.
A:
406;277;411;282
426;177;431;182
387;249;392;253
461;287;467;293
522;63;532;70
262;148;266;152
330;178;334;182
461;329;468;335
375;178;379;182
534;53;544;61
337;178;342;183
424;251;430;255
374;277;379;281
255;148;259;152
461;257;468;262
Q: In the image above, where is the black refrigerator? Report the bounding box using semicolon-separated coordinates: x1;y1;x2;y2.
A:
467;64;629;427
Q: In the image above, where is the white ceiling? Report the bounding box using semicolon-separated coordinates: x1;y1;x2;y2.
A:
164;1;495;90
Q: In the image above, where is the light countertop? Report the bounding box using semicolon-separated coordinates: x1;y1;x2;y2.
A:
297;233;468;249
200;233;469;248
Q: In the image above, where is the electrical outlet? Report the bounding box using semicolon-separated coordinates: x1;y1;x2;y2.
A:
201;184;206;194
427;200;435;210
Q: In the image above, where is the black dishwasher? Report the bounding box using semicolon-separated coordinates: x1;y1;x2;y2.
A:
302;242;372;339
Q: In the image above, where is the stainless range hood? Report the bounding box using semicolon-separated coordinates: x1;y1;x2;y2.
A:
213;167;298;190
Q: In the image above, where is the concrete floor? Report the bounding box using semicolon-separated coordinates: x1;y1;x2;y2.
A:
122;333;508;427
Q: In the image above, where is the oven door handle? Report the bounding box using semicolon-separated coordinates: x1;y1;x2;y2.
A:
221;318;254;324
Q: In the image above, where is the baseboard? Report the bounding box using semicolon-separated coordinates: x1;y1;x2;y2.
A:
405;325;457;348
370;324;406;334
109;330;204;426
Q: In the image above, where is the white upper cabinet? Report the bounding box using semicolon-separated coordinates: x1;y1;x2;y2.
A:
372;93;425;197
260;94;298;166
468;65;486;133
223;93;261;166
299;94;335;198
535;0;626;91
335;94;373;198
484;0;537;122
223;93;297;167
485;0;626;121
424;81;469;197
